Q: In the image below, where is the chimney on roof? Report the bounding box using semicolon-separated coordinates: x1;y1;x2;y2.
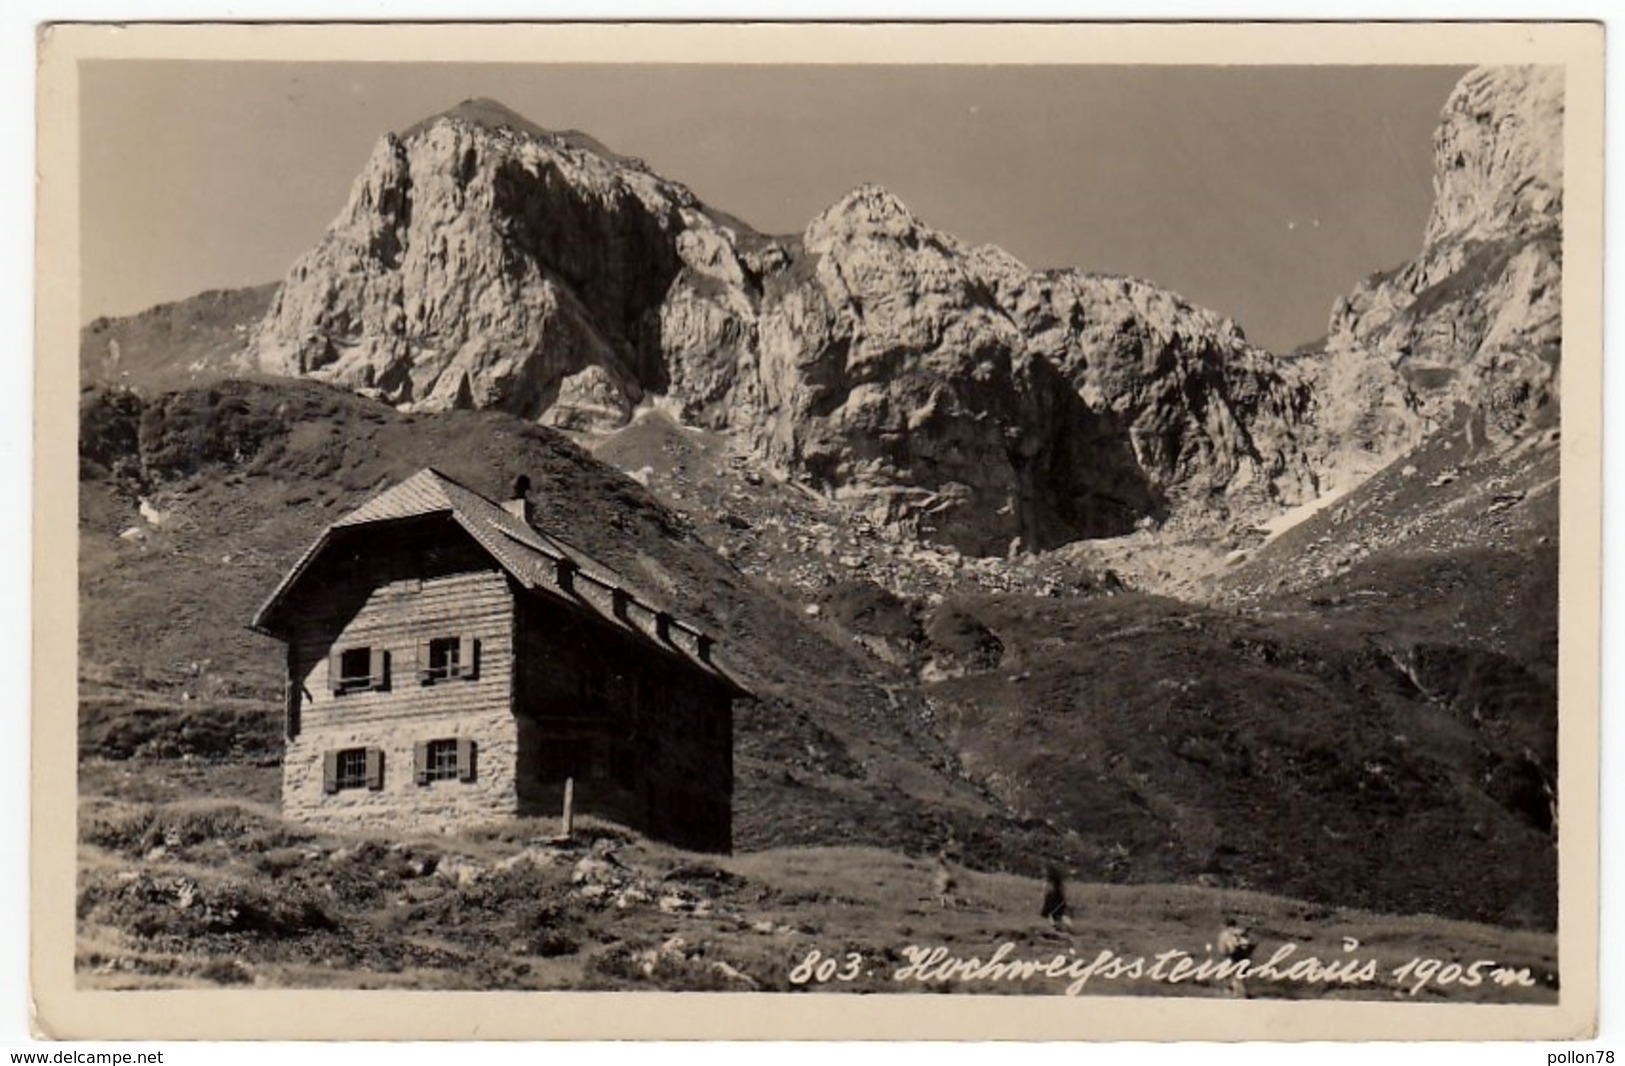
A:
504;474;533;525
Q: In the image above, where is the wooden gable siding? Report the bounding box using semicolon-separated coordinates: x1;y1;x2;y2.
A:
280;518;515;732
278;517;522;830
291;570;514;731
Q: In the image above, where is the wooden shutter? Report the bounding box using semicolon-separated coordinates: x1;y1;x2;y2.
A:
328;649;344;696
457;737;477;782
285;645;301;737
369;648;388;690
322;751;339;794
457;636;478;680
365;748;384;790
284;681;301;739
416;640;431;683
284;681;301;740
414;741;430;786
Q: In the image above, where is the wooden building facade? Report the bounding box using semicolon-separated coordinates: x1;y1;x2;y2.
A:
251;468;746;851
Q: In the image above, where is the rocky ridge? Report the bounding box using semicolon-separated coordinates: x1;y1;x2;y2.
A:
82;284;279;391
146;65;1564;564
246;98;1317;555
1309;65;1563;487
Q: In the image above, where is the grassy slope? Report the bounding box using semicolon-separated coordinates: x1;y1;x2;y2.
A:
918;592;1554;929
77;377;1056;870
584;403;1559;929
80;378;1557;934
80;285;278;391
76;786;1556;999
1215;412;1559;618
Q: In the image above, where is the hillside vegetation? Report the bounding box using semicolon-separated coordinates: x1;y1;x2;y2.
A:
76;784;1556;999
80;285;278;391
79;378;1557;937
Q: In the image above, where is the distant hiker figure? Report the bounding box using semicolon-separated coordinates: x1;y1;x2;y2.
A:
932;849;958;909
1216;921;1255;999
1041;864;1072;930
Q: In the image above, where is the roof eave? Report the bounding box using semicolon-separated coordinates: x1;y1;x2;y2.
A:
249;527;339;639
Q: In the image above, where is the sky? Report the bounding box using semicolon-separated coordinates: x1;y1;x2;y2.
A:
81;61;1467;353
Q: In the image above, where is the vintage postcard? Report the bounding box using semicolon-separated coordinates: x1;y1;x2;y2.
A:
33;20;1604;1041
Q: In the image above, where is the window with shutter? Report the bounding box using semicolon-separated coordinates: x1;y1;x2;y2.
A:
424;637;457;682
424;739;460;782
331;747;368;790
334;647;382;694
420;635;478;683
415;739;472;784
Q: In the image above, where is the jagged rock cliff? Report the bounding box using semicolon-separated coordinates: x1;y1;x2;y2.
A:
741;186;1137;555
968;247;1318;519
247;97;1319;553
1312;66;1563;485
248;99;723;420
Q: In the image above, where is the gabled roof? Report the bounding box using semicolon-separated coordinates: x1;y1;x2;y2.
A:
251;468;747;695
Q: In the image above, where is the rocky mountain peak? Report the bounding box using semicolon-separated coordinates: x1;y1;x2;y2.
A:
1424;66;1563;249
405;96;551;139
1312;64;1563;486
245;98;716;420
241;98;1330;555
399;97;643;172
810;183;933;240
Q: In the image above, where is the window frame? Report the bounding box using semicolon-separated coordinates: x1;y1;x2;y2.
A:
335;747;368;789
325;746;383;792
417;634;478;684
425;738;460;782
331;645;388;695
415;736;477;786
425;636;461;681
337;647;372;691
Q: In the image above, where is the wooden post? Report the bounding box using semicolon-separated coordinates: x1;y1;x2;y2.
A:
561;776;575;840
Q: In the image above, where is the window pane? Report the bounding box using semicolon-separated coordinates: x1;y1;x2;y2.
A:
338;647;374;691
340;648;369;678
335;747;369;789
427;637;460;680
426;738;460;781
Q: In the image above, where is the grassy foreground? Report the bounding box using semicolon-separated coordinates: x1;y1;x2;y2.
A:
77;760;1556;1001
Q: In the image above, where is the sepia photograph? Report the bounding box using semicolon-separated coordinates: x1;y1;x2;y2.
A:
32;19;1604;1042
